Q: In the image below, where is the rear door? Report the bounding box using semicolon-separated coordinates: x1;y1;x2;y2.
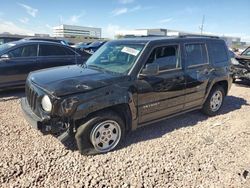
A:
0;44;38;87
37;44;76;70
184;42;213;110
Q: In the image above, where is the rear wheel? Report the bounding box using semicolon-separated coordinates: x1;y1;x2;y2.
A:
75;111;125;155
202;86;225;116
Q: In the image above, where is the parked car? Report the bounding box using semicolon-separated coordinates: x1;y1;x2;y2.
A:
21;36;232;155
0;36;24;45
230;46;250;81
82;41;106;54
68;42;75;46
71;42;91;51
0;40;87;90
69;45;92;59
22;37;69;46
241;46;250;56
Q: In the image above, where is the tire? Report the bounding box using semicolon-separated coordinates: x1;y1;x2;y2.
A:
202;85;225;116
75;111;125;155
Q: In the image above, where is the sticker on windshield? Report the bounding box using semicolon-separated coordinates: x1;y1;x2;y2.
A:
121;46;140;56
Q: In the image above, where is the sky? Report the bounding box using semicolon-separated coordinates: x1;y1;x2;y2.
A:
0;0;250;41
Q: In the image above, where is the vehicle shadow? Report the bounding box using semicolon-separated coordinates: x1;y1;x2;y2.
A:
0;88;25;101
62;95;249;152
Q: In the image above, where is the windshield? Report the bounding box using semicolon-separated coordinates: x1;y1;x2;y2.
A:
242;47;250;56
86;43;144;74
0;43;16;52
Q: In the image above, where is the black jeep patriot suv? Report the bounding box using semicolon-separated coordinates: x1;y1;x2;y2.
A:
21;36;232;154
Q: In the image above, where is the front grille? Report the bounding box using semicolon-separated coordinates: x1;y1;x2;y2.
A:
26;84;38;111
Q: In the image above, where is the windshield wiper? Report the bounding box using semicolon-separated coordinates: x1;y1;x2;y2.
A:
87;64;119;75
87;64;105;70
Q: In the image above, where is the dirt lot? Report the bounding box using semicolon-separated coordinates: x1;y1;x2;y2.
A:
0;82;250;188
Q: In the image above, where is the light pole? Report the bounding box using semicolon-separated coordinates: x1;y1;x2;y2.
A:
199;15;205;35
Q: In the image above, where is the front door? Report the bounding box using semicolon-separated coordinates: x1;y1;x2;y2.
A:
137;44;186;124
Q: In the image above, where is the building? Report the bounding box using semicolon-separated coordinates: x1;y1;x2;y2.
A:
115;28;242;47
116;29;168;37
0;33;30;45
53;24;101;39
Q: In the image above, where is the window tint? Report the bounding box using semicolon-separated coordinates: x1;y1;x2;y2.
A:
209;42;228;63
185;44;208;66
146;45;180;71
8;45;37;58
39;44;68;56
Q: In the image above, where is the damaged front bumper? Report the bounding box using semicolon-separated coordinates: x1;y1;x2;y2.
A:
231;66;250;80
21;97;70;134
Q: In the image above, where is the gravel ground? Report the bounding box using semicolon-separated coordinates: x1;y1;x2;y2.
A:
0;82;250;188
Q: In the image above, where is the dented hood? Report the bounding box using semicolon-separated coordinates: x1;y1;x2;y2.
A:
29;65;125;96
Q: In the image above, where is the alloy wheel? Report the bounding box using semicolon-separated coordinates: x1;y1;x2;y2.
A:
210;90;223;112
90;120;121;152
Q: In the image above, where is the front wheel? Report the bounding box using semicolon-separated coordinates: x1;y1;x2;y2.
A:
75;111;125;155
202;86;225;116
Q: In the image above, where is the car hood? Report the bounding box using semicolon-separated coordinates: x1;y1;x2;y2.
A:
29;65;127;96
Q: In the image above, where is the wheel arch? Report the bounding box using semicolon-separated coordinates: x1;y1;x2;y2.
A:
204;79;229;105
75;103;133;132
214;80;228;95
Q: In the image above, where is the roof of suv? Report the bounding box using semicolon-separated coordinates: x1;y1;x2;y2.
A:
111;36;223;44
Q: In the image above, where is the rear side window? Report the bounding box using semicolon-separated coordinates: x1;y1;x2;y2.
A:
146;45;180;71
209;42;228;63
8;44;38;58
185;43;208;66
39;44;68;56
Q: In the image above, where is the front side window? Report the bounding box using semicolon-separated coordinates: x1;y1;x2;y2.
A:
8;44;38;58
146;45;180;71
39;44;68;56
185;43;208;66
86;43;144;74
242;47;250;56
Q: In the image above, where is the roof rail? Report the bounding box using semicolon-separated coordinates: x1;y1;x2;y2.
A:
179;34;220;39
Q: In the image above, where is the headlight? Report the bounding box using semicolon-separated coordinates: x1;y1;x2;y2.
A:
41;95;52;112
231;58;240;65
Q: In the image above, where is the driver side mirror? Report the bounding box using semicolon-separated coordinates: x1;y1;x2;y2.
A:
140;63;159;76
1;54;10;59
